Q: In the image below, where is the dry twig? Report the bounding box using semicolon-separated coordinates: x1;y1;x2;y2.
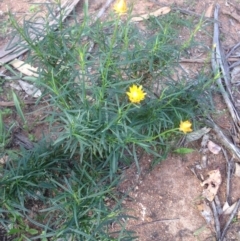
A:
211;5;240;128
0;101;35;107
214;195;223;215
222;149;235;205
207;5;240;161
132;218;180;227
211;201;221;240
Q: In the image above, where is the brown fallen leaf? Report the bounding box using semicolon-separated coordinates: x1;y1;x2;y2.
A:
207;140;221;154
131;7;171;22
205;3;214;18
201;169;222;201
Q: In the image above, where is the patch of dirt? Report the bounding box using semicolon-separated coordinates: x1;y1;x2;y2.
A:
119;142;240;240
1;0;240;240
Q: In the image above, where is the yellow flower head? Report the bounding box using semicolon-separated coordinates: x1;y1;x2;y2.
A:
113;0;128;14
126;84;146;104
179;120;193;134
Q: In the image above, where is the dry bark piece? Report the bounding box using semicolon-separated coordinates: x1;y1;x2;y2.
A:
131;7;171;22
201;169;222;201
201;133;210;148
223;201;237;215
185;127;211;144
235;162;240;177
18;80;42;98
197;201;214;226
14;132;34;150
10;59;38;77
207;140;221;154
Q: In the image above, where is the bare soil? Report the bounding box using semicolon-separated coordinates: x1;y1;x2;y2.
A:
1;0;240;240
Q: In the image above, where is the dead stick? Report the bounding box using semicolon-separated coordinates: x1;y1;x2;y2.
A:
211;201;221;240
132;218;180;227
226;42;240;59
229;60;240;69
86;0;115;64
212;5;240;131
0;101;36;107
222;149;233;204
220;199;240;241
180;57;239;64
227;158;234;205
214;195;223;215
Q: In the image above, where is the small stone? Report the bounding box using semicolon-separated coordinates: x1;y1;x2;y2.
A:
0;155;8;164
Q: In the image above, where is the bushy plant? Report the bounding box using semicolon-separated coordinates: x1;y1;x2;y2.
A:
0;2;212;240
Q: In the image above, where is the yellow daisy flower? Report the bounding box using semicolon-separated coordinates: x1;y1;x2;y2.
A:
179;120;193;134
126;84;146;104
113;0;128;14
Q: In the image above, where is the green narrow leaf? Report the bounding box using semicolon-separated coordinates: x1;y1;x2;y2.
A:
12;91;27;124
26;228;39;235
174;147;194;154
0;112;3;140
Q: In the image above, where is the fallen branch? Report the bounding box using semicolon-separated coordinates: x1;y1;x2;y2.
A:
94;0;116;21
214;195;223;215
211;201;221;240
180;57;239;64
0;100;36;107
226;42;240;59
222;148;234;205
229;60;240;69
14;132;34;150
87;0;115;55
211;4;240;132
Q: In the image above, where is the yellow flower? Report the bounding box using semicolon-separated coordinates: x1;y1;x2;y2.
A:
113;0;128;14
126;84;146;104
179;120;193;134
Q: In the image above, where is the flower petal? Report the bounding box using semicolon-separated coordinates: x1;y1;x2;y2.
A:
179;120;193;133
